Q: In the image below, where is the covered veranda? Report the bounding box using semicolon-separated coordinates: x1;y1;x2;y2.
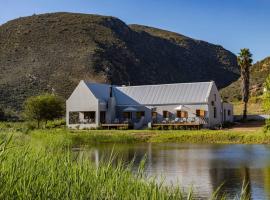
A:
151;105;208;130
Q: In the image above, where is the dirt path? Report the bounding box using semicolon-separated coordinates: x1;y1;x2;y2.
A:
228;121;265;132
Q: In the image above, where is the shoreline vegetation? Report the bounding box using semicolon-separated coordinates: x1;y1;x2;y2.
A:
0;121;269;145
0;137;194;200
0;127;251;200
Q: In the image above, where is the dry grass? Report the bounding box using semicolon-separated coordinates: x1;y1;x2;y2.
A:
232;96;266;115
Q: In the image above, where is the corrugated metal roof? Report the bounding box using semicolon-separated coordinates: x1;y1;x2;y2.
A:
84;81;213;105
115;82;212;105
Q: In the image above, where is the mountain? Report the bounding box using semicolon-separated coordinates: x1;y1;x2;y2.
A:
0;12;239;110
221;56;270;101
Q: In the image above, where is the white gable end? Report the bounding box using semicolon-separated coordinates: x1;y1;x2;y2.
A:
67;81;99;111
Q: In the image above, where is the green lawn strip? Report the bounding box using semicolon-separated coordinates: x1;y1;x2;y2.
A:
0;121;269;144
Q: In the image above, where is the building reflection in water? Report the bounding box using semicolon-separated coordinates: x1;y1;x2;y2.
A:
74;143;270;200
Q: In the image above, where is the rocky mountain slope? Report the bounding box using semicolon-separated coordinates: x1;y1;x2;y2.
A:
221;56;270;101
0;12;239;109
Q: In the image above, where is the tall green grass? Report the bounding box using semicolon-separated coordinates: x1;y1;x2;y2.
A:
0;138;190;200
0;132;251;199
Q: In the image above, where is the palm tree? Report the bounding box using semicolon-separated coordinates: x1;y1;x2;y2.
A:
237;48;253;120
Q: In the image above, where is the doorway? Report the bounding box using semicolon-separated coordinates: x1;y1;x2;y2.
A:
100;111;106;124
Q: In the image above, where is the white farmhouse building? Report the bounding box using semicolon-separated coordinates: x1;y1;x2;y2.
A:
66;80;233;129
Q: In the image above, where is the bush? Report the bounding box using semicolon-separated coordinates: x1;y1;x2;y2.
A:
46;119;66;129
264;119;270;132
0;107;5;121
23;94;64;128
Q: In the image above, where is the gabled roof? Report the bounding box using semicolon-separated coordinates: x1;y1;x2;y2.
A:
114;82;213;105
83;81;214;105
84;82;110;102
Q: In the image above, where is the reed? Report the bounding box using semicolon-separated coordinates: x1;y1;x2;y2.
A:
0;134;251;200
0;138;187;200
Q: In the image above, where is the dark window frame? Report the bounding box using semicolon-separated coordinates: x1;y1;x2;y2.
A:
163;111;169;118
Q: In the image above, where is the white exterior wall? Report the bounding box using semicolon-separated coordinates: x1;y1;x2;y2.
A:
207;82;223;127
151;104;208;121
66;81;101;129
116;104;209;125
222;102;234;122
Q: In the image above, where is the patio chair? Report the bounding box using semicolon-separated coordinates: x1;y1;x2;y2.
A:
123;119;130;124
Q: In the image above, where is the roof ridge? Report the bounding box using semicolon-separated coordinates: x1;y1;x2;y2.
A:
116;81;213;88
83;80;214;88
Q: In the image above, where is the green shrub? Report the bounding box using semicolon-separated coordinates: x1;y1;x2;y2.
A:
46;119;66;129
22;94;64;128
264;119;270;132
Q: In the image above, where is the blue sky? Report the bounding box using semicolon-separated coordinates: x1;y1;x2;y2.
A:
0;0;269;62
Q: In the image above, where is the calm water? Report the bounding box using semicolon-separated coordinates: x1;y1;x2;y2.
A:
74;143;270;199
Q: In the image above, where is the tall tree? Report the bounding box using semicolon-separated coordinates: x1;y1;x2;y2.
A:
237;48;253;120
263;75;270;113
263;75;270;131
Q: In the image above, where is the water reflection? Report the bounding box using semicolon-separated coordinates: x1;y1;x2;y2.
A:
74;143;270;199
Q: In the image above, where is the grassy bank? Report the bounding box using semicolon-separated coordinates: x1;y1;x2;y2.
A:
0;138;191;200
67;129;270;144
0;123;253;199
0;124;269;145
0;133;250;200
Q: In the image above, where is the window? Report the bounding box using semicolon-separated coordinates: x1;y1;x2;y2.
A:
176;111;181;118
163;111;169;118
152;112;157;118
214;107;217;118
136;111;145;119
152;112;157;123
69;112;79;124
100;111;106;123
84;112;95;119
196;109;205;117
176;111;188;118
214;94;217;101
84;112;96;123
228;110;231;116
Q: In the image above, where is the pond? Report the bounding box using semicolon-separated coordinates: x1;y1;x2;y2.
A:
74;143;270;199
